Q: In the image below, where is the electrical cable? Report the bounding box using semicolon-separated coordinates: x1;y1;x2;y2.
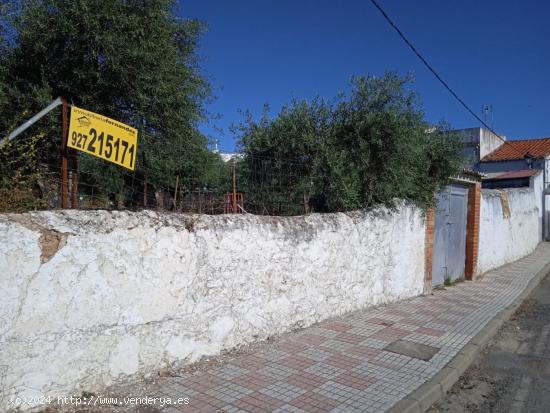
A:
369;0;526;160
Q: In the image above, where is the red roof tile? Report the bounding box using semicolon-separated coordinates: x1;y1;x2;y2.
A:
482;138;550;161
484;169;540;180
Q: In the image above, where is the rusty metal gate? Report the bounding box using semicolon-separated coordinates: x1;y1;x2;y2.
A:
432;183;469;286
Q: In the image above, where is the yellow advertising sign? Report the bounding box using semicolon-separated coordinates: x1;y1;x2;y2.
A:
67;106;138;170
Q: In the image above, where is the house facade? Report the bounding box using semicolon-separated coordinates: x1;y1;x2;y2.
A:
471;132;550;241
428;128;550;288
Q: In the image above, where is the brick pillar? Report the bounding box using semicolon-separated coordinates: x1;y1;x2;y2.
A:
465;182;481;280
424;207;435;294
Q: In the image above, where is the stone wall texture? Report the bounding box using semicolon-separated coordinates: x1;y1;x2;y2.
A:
0;206;426;410
477;187;541;275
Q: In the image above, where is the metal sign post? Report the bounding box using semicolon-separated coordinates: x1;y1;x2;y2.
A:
0;96;76;209
61;98;69;209
60;98;78;209
0;97;63;146
3;97;138;210
71;149;79;208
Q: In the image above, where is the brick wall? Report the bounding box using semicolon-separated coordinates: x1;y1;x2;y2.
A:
465;182;481;280
424;207;435;293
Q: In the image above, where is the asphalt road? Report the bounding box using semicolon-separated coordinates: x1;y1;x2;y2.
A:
429;272;550;413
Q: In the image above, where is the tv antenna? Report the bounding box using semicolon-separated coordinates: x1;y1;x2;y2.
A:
208;138;220;153
481;104;493;130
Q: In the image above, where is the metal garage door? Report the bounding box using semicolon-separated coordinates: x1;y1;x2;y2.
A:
432;184;469;286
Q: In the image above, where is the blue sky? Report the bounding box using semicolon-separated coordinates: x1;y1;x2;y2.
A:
177;0;550;152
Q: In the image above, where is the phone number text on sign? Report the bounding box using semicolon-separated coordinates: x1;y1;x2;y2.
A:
68;106;138;170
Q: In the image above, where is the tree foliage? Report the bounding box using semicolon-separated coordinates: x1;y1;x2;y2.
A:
0;0;215;206
235;73;464;213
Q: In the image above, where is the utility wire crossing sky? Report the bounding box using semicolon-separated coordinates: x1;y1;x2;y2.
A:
178;0;550;152
368;0;525;159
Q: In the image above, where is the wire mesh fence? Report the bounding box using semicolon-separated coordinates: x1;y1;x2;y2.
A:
0;150;322;216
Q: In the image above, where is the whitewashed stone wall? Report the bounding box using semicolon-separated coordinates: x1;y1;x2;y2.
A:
477;187;541;275
0;206;426;411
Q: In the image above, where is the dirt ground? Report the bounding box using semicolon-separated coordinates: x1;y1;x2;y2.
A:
429;272;550;413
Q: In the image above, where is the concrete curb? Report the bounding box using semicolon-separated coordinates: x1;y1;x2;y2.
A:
387;257;550;413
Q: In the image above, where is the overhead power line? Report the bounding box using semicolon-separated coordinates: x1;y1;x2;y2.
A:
368;0;526;159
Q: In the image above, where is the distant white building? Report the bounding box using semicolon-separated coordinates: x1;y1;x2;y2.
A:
455;127;506;168
218;152;243;162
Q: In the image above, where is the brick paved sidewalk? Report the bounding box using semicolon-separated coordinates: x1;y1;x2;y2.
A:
153;243;550;413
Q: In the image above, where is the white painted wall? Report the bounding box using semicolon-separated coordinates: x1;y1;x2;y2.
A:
0;206;426;411
480;128;506;159
477;187;540;275
545;158;550;240
456;127;506;166
533;172;544;240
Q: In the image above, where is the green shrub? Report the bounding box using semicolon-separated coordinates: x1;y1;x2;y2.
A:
235;73;464;213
